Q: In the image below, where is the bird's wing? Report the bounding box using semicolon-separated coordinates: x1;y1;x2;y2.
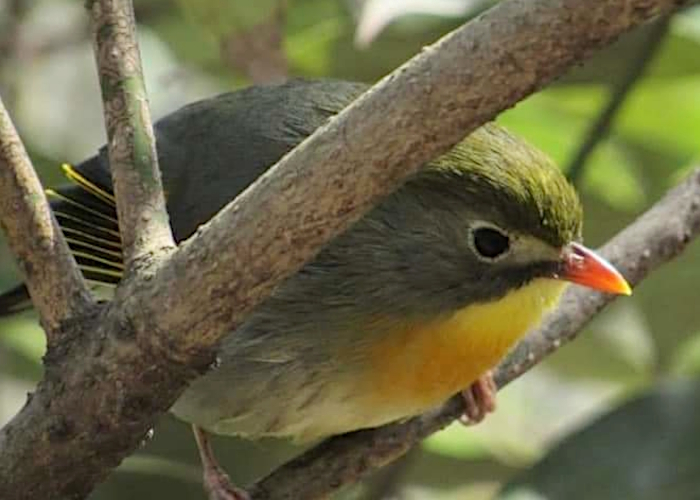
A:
0;159;121;316
48;162;123;285
0;79;368;315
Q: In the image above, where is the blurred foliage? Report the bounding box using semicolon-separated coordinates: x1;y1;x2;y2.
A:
0;0;698;499
499;379;700;500
175;0;280;38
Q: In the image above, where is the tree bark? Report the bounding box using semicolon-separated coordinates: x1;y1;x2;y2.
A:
0;0;691;499
87;0;175;266
249;167;700;499
0;98;92;335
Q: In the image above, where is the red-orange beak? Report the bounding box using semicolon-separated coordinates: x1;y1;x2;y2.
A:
559;242;632;295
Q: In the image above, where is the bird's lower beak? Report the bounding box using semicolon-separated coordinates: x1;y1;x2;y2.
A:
559;242;632;295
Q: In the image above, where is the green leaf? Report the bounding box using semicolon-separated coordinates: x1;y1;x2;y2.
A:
498;378;700;500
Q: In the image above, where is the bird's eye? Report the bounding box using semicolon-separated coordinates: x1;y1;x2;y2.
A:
471;226;510;260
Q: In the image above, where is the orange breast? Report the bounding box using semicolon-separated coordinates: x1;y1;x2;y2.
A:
357;279;566;417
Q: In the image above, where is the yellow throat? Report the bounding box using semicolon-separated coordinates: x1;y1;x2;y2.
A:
362;278;567;415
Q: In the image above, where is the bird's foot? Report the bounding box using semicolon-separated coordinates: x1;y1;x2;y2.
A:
459;371;497;425
193;425;250;500
202;464;250;500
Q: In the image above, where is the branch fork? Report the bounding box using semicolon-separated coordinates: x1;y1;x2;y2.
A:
0;0;693;499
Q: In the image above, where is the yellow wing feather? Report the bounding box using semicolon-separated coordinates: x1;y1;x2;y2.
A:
49;163;124;284
61;163;116;205
45;188;118;224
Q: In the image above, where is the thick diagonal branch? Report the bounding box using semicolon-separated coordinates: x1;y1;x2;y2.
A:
87;0;175;266
0;0;690;499
249;168;700;500
0;98;92;334
140;0;689;358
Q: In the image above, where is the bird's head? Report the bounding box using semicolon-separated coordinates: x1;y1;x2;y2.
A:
349;123;631;317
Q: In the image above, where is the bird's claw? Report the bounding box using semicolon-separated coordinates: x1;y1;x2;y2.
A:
459;371;497;425
203;466;250;500
193;425;250;500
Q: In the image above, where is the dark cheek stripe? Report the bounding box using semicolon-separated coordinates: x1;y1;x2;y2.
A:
498;261;560;294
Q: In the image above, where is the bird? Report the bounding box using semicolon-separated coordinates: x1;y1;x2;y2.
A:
0;79;631;500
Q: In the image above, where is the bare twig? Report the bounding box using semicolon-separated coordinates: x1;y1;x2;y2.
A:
362;449;417;500
0;98;92;334
0;0;689;498
567;15;672;185
87;0;175;266
248;169;700;499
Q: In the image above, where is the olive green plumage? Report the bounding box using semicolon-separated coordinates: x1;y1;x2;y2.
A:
0;79;583;439
431;126;582;247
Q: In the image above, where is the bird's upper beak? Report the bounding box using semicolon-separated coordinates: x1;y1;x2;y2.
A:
558;242;632;295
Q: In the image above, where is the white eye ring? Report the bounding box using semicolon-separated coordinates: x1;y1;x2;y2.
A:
468;222;511;262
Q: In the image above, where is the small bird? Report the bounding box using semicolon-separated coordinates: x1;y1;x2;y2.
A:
0;80;630;499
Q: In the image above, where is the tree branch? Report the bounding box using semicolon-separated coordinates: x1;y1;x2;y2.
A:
249;167;700;500
87;0;175;266
135;0;689;359
0;0;690;498
0;97;92;334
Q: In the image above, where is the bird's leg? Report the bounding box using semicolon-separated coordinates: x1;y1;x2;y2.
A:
192;425;250;500
459;370;497;425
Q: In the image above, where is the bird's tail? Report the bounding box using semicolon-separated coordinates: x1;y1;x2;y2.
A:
0;158;124;318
